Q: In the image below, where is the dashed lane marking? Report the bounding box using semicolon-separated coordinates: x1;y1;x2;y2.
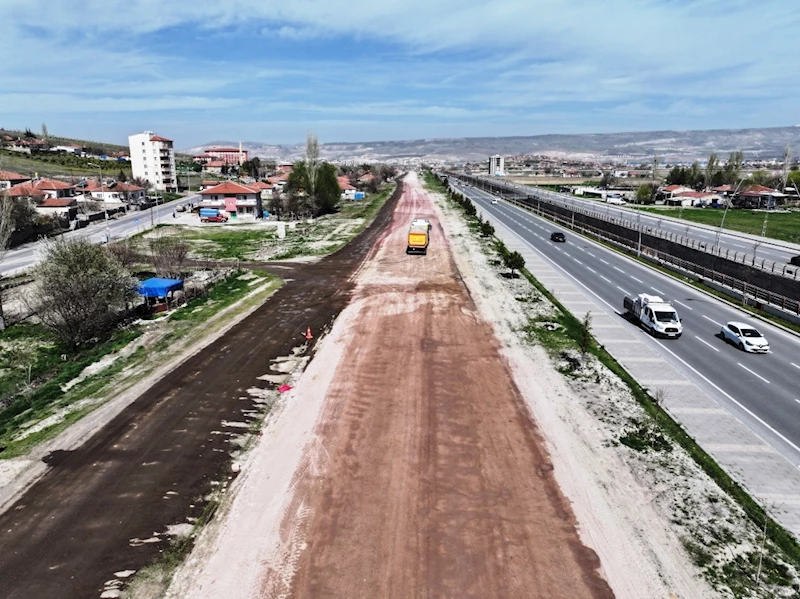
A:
737;363;770;384
695;336;720;352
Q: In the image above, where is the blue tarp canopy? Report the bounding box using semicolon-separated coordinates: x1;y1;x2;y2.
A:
137;277;184;298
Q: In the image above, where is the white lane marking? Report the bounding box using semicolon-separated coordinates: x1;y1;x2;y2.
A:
630;275;644;283
586;266;597;273
613;266;624;273
616;286;629;294
695;336;720;352
586;252;596;258
600;275;612;283
600;259;609;265
738;363;770;384
574;258;584;265
702;315;723;327
791;363;800;370
563;252;571;257
674;300;693;310
652;287;665;295
510;233;800;457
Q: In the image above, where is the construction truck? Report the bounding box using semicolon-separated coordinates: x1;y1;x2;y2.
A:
623;293;682;338
406;221;430;255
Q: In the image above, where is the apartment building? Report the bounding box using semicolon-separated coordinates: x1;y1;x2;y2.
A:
489;154;505;176
128;131;177;192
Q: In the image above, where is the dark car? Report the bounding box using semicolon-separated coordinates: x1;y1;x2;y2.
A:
550;232;566;242
790;255;800;266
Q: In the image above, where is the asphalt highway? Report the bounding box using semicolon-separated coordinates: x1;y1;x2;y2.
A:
463;178;800;269
451;179;800;464
0;194;198;277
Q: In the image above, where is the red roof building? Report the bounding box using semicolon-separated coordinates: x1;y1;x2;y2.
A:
0;170;30;188
198;181;261;216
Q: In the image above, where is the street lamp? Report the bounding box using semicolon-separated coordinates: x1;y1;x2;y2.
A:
88;162;110;243
715;174;750;250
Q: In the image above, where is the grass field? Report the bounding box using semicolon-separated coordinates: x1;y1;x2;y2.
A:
0;148;132;180
638;206;800;245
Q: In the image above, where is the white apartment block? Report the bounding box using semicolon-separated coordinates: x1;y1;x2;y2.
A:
489;154;505;176
128;131;177;192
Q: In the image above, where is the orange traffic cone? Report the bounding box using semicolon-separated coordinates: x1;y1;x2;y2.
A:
304;327;313;340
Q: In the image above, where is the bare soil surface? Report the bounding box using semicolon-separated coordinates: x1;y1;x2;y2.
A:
172;173;614;599
0;186;402;599
270;176;614;598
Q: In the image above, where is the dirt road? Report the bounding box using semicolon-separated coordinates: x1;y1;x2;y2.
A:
257;174;613;598
0;186;402;598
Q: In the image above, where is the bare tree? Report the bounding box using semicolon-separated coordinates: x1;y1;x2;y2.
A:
0;190;15;330
107;238;139;269
149;233;189;278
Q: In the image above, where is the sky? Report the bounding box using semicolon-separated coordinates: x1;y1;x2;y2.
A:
1;0;797;149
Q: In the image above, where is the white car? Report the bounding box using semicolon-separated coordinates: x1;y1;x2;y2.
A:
491;199;498;204
720;321;770;353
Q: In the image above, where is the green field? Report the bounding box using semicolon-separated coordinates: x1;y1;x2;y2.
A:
638;206;800;245
0;148;132;180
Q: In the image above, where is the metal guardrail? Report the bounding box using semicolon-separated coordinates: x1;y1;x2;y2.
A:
454;174;799;281
446;175;800;317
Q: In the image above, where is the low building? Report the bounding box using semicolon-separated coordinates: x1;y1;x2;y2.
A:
0;170;30;189
202;160;225;174
35;197;78;219
666;191;724;207
7;178;74;200
198;181;260;217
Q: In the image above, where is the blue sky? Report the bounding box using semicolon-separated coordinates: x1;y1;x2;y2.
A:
1;0;797;149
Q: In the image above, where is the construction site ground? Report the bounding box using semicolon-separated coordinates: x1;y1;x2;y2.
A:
0;173;716;599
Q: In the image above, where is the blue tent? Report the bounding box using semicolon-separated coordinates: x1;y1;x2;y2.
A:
137;277;184;298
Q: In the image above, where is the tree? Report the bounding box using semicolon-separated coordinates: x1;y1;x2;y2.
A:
635;185;652;205
314;162;341;215
0;192;14;330
723;151;744;184
41;122;48;141
117;169;127;183
305;131;320;195
286;155;341;217
479;221;495;237
503;250;525;277
705;153;719;190
579;311;593;357
30;238;138;349
149;234;189;278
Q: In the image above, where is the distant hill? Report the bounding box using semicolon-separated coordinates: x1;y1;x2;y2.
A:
183;126;800;165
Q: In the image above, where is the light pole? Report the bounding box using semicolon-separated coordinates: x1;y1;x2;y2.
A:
715;174;750;250
88;162;110;242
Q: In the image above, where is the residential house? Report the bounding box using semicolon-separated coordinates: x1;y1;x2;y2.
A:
35;197;78;220
734;185;788;209
198;181;260;217
338;176;356;200
84;180;145;204
245;180;274;201
201;160;225;174
8;178;75;199
666;191;725;207
661;184;694;198
0;170;30;190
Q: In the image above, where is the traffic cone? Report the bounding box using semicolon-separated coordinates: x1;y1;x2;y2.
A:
304;327;313;340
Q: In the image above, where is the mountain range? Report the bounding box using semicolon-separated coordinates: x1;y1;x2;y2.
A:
181;126;800;165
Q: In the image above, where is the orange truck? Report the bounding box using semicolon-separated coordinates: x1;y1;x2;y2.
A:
406;221;430;255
